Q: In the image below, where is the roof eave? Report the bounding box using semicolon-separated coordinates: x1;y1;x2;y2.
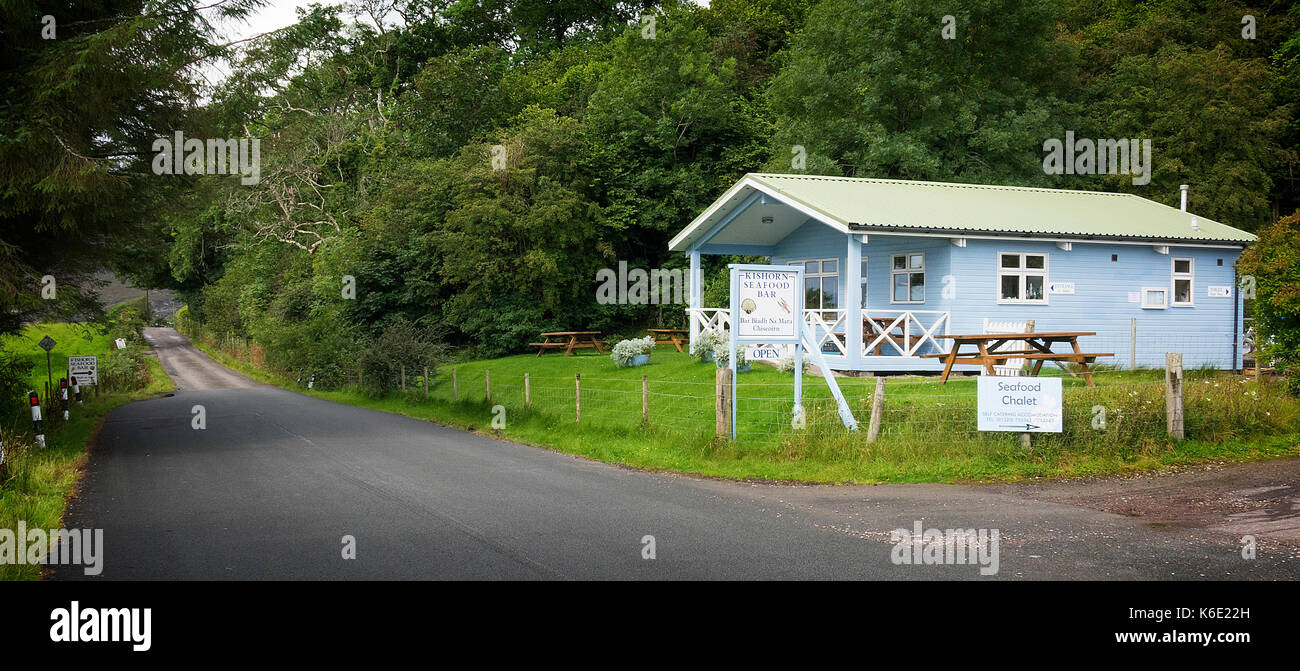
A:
845;223;1253;247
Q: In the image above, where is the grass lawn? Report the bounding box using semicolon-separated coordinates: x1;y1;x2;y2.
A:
193;336;1300;485
0;323;173;580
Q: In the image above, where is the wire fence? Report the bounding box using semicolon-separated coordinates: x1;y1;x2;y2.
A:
300;334;1299;450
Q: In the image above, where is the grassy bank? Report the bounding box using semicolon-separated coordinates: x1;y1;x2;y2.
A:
0;323;172;581
189;330;1300;485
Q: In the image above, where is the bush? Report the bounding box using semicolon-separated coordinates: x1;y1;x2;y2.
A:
99;348;149;392
358;319;446;395
104;299;149;346
1238;210;1300;394
0;348;35;424
610;336;654;367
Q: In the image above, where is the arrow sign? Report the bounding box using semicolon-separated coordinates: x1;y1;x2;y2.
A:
1000;423;1040;431
38;335;56;352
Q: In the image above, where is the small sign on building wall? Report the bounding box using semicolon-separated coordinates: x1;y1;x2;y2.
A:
1127;292;1141;303
1207;285;1232;298
1048;281;1075;294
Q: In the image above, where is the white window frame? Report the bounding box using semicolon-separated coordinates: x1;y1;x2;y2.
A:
1141;286;1168;309
997;251;1050;305
792;258;840;310
890;252;925;304
1171;257;1194;307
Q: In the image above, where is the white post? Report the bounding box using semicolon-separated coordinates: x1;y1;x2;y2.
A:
845;234;863;368
688;250;702;354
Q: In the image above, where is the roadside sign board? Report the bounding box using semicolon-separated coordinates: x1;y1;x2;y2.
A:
977;377;1063;433
68;355;98;386
734;268;799;340
38;335;56;352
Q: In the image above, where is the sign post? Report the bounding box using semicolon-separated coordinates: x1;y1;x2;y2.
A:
729;264;803;439
728;265;858;437
977;377;1063;433
38;335;56;403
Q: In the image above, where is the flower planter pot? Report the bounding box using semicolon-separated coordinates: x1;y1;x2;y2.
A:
716;359;750;373
630;354;650;367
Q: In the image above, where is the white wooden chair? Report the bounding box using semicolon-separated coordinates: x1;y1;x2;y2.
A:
982;318;1030;376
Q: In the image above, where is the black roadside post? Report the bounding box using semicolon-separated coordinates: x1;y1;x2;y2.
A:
30;391;45;448
71;375;81;404
59;377;69;420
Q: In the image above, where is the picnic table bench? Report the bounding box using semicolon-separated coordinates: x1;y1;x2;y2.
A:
647;328;689;353
531;331;608;356
921;332;1113;386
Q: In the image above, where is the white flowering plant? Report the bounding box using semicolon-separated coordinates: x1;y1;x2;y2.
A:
691;330;719;362
712;334;747;369
611;336;655;367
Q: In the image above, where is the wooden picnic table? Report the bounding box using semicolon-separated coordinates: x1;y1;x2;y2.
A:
531;331;607;356
921;332;1113;386
647;328;689;353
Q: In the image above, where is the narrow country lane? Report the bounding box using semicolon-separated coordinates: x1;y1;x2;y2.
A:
55;329;1300;580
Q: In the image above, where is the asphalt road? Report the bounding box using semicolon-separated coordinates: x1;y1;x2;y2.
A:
55;328;1299;580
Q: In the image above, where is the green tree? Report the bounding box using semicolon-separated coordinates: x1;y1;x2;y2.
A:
1237;210;1300;392
766;0;1075;182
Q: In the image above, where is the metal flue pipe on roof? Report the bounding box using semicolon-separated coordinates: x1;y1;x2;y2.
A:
1180;184;1189;211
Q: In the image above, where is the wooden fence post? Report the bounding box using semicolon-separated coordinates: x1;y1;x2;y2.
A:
641;375;649;426
524;373;531;409
1166;352;1184;440
575;373;581;423
423;367;429;399
715;367;732;438
452;368;458;402
401;365;406;391
866;377;885;443
485;370;490;403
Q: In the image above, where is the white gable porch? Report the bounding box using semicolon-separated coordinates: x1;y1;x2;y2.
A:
674;178;953;372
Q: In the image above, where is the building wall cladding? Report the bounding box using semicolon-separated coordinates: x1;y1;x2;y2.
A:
766;219;1244;370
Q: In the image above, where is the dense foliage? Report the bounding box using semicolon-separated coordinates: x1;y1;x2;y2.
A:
5;0;1298;391
1237;210;1300;392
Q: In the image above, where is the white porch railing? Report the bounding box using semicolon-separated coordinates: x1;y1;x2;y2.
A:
689;308;731;340
688;307;951;359
863;310;951;357
803;309;847;356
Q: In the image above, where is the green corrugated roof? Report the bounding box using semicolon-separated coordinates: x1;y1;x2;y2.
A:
742;173;1254;244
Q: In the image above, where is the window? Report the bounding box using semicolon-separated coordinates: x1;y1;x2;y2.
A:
997;252;1048;304
793;258;838;310
891;253;924;303
1172;257;1193;306
1141;287;1168;309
